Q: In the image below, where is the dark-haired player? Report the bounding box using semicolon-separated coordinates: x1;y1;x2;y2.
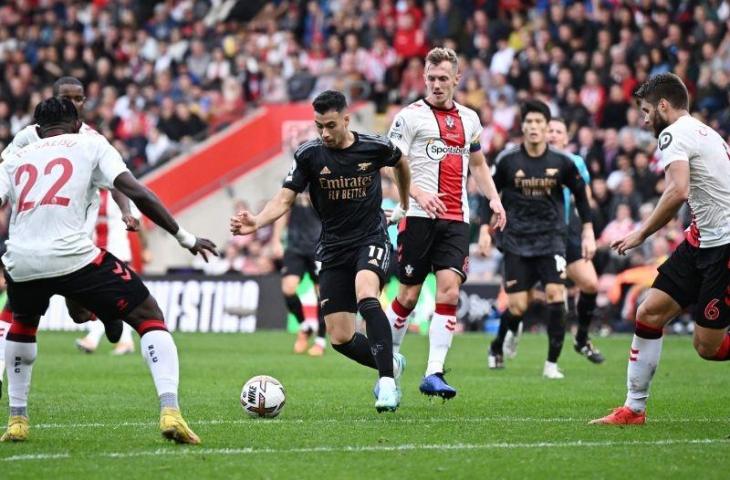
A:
485;100;595;379
0;77;137;373
231;90;411;412
495;118;604;364
0;98;217;443
591;73;730;425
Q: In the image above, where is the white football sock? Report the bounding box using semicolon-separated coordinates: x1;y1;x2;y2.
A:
84;320;105;346
0;320;8;376
5;340;36;410
119;322;134;344
624;335;663;413
140;330;179;409
426;312;455;376
386;300;412;354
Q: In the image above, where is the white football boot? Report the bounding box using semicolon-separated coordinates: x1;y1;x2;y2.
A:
542;361;565;379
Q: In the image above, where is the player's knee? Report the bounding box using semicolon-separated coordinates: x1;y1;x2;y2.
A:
398;289;419;309
635;302;666;329
694;343;718;360
693;337;720;360
579;278;598;295
69;308;95;324
436;285;459;306
544;282;564;300
328;326;350;345
126;296;164;327
281;277;299;297
507;303;527;316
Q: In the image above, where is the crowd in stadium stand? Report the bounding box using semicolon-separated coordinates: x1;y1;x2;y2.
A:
1;0;730;329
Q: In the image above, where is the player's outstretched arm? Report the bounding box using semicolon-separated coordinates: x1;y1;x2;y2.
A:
392;157;411;210
612;161;689;255
231;188;297;236
270;212;290;259
469;151;506;230
112;171;218;261
110;188;140;231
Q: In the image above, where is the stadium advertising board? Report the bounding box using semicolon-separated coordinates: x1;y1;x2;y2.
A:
38;274;287;332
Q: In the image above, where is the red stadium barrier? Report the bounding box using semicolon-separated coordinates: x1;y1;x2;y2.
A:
141;103;318;214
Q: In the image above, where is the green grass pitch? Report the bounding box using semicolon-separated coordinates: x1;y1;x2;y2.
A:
0;331;727;479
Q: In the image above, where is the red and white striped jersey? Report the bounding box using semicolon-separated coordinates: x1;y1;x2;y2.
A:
93;189;135;262
388;99;482;222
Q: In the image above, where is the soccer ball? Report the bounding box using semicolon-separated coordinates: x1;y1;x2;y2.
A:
240;375;286;418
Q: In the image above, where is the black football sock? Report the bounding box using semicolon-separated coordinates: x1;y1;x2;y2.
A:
358;298;394;378
490;310;514;355
547;302;566;363
507;311;522;335
284;294;305;324
332;333;377;369
576;292;597;345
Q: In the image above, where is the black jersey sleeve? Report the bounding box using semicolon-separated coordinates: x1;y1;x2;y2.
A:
492;154;508;191
561;155;591;224
283;144;313;193
381;137;403;167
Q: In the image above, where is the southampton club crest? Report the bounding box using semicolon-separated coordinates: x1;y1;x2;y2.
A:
445;116;455;129
404;264;414;277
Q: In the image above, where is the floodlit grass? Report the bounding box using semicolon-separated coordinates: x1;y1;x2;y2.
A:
0;331;726;479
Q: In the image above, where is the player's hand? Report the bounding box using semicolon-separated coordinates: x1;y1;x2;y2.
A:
581;231;597;260
489;197;507;231
189;237;219;262
478;224;492;256
414;191;447;218
271;239;284;259
386;204;406;225
610;229;645;256
230;210;258;235
122;214;140;231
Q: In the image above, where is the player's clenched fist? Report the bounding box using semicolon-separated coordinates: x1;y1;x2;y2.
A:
230;210;258;235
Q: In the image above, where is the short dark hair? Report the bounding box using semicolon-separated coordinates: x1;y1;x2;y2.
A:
634;73;689;110
312;90;347;114
34;97;78;128
550;116;567;126
520;99;551;123
52;76;84;96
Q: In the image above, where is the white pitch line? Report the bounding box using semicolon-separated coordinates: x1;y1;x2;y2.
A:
31;416;730;430
3;438;729;462
1;453;70;461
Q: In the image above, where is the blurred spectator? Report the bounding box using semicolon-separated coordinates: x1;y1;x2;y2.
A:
0;0;728;305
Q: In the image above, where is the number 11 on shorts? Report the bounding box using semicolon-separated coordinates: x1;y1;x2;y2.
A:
369;246;384;260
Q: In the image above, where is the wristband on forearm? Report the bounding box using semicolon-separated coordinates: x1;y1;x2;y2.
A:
175;227;196;248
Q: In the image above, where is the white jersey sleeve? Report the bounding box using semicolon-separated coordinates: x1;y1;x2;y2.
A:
657;128;690;169
466;109;484;147
658;115;730;248
387;112;415;156
1;124;40;162
91;136;129;189
0;166;11;206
